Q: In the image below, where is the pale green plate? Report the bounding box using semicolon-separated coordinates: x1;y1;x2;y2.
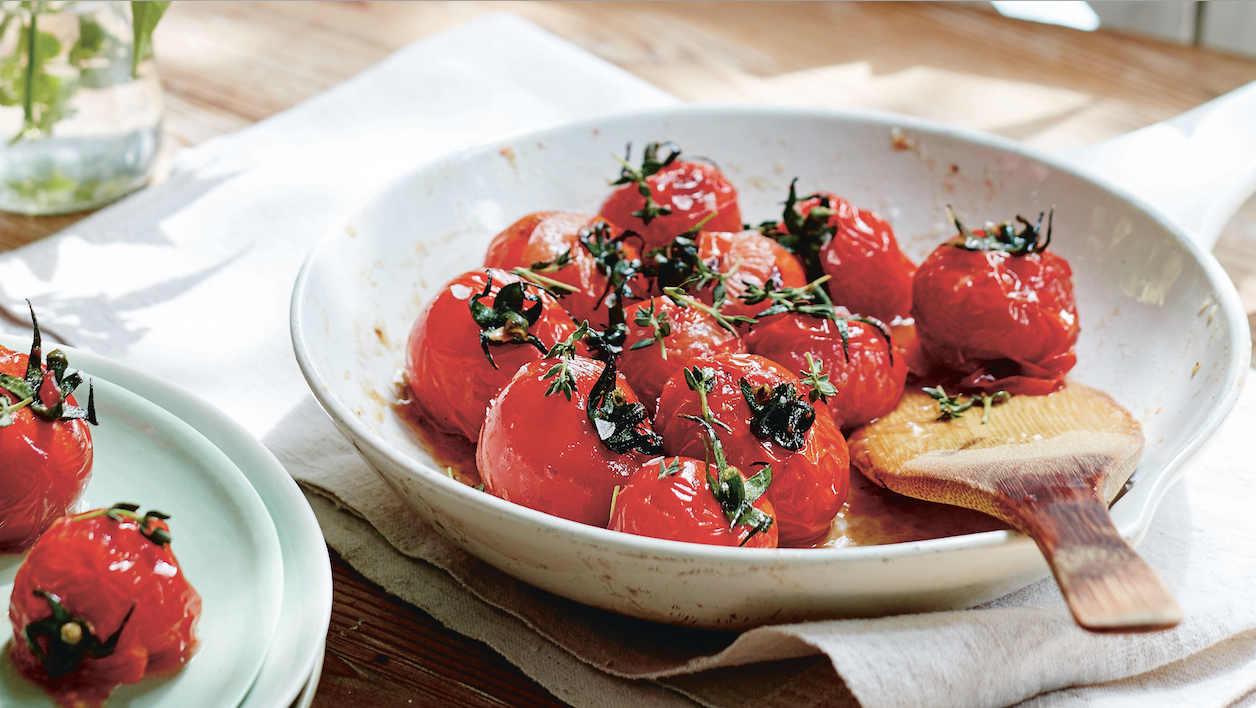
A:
0;369;284;707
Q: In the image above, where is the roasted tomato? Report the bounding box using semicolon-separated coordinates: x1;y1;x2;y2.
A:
478;354;662;527
745;310;906;430
9;504;201;708
912;210;1077;395
599;142;741;252
759;180;916;322
695;230;807;320
406;269;580;440
1;309;97;554
483;212;634;328
610;452;778;548
619;296;746;415
655;354;849;547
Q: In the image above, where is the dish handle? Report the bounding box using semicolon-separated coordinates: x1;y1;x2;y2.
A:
1056;80;1256;251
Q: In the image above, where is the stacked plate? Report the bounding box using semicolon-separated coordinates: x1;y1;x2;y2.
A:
0;334;332;708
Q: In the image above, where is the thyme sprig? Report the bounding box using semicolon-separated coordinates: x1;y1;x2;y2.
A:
924;386;974;421
979;391;1012;424
681;414;774;545
739;378;816;451
945;205;1053;256
628;299;672;359
530;249;573;273
682;365;731;432
587;357;663;455
754;178;838;282
580;221;643;314
0;302;97;428
24;590;135;679
924;386;1012;423
541;321;592;400
612;141;681;224
663;287;756;333
73;502;173;546
738;277;893;363
468;274;548;369
799;352;838;404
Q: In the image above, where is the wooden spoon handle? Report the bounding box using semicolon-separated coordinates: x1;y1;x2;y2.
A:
1014;497;1182;632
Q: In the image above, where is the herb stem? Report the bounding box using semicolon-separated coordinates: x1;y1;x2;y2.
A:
22;9;36;135
509;267;578;294
663;287;755;332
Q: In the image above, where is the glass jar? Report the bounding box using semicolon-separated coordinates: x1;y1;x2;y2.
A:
0;1;162;215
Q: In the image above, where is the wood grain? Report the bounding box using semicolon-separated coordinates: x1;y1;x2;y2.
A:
1;1;1253;704
849;385;1181;632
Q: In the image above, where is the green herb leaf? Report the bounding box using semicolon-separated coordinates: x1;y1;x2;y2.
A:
541;321;591;400
924;385;975;421
631;299;671;359
657;457;682;479
799;352;838;403
681;414;774;544
757;179;837;282
131;1;170;78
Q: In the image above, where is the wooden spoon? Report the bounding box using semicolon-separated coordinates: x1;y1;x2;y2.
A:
847;383;1181;632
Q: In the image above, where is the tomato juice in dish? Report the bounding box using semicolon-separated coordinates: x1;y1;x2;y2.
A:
396;140;1082;550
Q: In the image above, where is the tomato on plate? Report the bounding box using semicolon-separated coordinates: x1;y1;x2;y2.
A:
599;142;741;252
478;353;662;527
912;210;1077;395
619;296;746;415
746;309;906;431
483;212;634;328
9;503;201;708
758;180;916;323
610;450;778;548
654;353;849;547
1;308;97;554
406;268;581;440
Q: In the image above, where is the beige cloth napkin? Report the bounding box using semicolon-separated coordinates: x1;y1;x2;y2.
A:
2;13;1256;708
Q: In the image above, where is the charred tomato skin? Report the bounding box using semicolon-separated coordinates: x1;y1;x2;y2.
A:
609;456;778;548
745;313;906;430
911;244;1078;395
9;511;200;706
793;193;916;322
0;347;93;554
599;160;742;252
478;356;658;527
483;211;623;328
406;268;580;441
655;353;849;548
619;297;746;416
696;230;807;320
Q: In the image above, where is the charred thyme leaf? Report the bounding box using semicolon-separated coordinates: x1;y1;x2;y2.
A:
24;591;135;679
587;357;663;455
945;205;1053;256
0;302;98;427
739;378;816;451
468;274;548;369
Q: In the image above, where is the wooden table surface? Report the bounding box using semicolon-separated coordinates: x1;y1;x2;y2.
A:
4;3;1256;706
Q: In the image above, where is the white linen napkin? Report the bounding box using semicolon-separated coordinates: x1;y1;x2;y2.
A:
2;13;1254;708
